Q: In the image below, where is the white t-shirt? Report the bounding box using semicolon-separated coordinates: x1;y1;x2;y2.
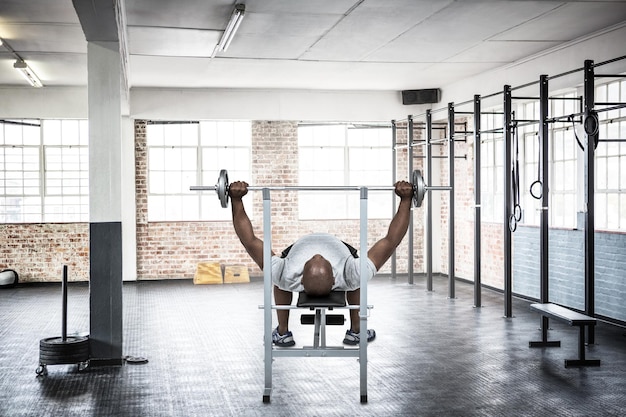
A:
270;233;377;292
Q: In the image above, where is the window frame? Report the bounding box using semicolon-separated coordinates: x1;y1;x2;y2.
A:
297;123;393;220
146;120;252;222
0;119;89;223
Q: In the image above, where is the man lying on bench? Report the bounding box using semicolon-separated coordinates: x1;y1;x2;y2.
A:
230;180;413;347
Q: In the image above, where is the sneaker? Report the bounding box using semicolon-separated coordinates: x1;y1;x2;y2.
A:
343;329;376;345
272;327;295;347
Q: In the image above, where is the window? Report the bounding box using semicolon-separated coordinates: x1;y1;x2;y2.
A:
514;94;579;229
43;120;90;222
146;121;251;221
595;79;626;231
298;124;392;219
480;111;504;222
550;92;578;228
0;119;89;223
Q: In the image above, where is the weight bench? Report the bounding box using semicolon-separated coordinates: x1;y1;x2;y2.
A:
529;303;600;367
297;291;347;349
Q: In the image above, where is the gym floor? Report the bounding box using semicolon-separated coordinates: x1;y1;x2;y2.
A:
0;276;624;417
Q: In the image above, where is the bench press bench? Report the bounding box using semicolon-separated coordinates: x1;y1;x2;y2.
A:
298;291;347;348
529;303;600;367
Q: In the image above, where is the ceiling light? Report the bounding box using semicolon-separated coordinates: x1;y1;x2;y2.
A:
13;60;43;88
212;3;245;57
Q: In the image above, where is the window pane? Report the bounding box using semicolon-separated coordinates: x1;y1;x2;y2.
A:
148;195;165;220
596;158;607;190
163;124;182;145
607;157;619;190
61;120;80;145
147;124;164;146
181;195;199;220
43;120;61;145
621;194;626;229
165;195;182;218
23;123;40;145
607;82;620;119
552;194;564;227
595;193;607;229
181;124;199;146
607;193;619;230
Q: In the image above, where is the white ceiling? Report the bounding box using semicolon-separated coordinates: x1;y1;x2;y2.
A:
1;0;626;91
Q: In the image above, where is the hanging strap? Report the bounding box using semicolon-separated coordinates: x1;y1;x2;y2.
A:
509;120;522;232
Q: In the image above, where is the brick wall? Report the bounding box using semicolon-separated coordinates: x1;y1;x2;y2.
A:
445;122;505;289
0;223;89;282
134;120;417;279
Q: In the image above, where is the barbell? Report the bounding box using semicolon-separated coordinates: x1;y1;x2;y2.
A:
190;169;451;208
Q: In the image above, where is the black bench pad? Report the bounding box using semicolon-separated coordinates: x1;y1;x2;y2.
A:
297;291;346;308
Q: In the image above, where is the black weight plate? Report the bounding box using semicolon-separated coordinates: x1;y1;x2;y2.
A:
39;353;89;365
40;336;89;347
40;346;89;355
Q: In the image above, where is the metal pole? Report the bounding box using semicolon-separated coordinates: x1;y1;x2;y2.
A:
192;185;402;192
503;85;513;318
426;110;433;291
447;103;456;299
473;95;482;307
583;60;596;344
359;187;368;403
391;120;397;280
539;74;550;302
407;115;414;285
262;188;273;403
62;264;68;341
539;74;551;335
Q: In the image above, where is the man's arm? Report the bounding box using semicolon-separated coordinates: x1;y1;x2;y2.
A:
367;181;413;271
230;181;267;269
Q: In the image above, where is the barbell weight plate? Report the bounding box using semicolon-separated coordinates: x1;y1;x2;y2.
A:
412;170;426;208
217;169;229;208
39;336;90;365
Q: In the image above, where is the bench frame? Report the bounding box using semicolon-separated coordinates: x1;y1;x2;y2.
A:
261;188;371;404
529;303;600;367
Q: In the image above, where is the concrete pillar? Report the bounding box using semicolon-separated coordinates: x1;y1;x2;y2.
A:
88;41;124;365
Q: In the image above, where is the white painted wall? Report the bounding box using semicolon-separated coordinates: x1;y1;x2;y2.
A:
129;88;427;122
0;87;87;119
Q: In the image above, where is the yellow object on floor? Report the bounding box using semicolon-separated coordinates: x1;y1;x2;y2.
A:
194;262;223;285
223;265;250;283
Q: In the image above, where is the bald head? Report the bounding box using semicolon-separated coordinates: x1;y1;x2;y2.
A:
301;254;334;296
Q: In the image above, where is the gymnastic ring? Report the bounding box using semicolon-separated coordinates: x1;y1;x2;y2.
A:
530;180;542;200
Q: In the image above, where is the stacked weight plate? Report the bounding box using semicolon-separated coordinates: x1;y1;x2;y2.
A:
36;265;89;376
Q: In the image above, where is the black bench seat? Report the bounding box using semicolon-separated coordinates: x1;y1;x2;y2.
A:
296;291;347;348
529;303;600;367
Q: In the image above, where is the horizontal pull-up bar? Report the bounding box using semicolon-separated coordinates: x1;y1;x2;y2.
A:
594;55;626;67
